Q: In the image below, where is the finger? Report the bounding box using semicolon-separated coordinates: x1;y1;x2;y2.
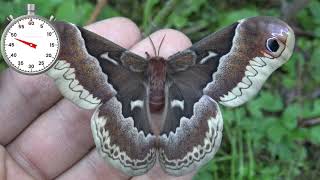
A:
0;146;6;180
6;101;94;180
56;150;128;180
58;29;192;179
0;145;34;180
5;17;141;179
0;71;60;145
130;29;192;58
0;17;141;145
85;17;141;48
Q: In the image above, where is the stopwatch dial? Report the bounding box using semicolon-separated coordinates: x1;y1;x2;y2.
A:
1;16;60;74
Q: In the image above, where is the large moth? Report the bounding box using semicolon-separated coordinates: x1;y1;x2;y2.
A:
47;16;295;176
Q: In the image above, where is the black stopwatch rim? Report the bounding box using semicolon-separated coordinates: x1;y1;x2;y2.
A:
0;14;61;75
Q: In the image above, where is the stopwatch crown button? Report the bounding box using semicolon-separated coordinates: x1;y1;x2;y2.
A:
27;4;36;15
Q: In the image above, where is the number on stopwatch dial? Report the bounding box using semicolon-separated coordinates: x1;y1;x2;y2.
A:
1;16;60;74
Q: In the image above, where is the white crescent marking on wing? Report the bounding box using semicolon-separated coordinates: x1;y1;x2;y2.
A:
101;52;119;65
130;100;144;110
170;99;184;110
199;51;218;64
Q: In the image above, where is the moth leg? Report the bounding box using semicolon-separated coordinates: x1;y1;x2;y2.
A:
159;95;223;176
91;97;157;176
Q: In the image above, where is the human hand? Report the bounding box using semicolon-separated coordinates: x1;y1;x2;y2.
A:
0;17;194;180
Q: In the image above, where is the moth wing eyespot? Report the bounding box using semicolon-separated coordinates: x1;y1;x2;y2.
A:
264;37;286;58
266;38;280;52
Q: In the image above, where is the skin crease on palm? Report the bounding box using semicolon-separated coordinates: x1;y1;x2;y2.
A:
0;17;196;180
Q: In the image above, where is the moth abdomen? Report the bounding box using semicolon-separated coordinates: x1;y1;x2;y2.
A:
147;56;167;112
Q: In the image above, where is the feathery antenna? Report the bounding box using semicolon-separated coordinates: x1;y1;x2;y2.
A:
158;35;166;56
148;36;157;57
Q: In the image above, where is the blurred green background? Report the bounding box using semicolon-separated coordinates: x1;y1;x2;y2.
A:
0;0;319;179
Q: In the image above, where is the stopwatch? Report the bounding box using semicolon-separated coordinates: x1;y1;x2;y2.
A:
1;4;60;75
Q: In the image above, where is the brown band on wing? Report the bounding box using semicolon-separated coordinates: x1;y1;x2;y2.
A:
77;25;127;60
203;17;293;103
190;22;238;62
53;22;117;103
92;97;157;175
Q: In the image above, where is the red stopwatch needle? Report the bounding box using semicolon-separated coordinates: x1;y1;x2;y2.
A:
15;38;37;49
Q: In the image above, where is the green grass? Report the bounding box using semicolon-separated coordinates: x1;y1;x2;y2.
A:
1;0;320;179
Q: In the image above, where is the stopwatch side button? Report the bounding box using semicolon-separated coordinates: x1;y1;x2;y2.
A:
6;15;14;21
49;15;56;21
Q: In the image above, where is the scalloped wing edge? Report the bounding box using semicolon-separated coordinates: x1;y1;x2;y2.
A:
47;60;101;109
91;97;157;176
159;95;223;176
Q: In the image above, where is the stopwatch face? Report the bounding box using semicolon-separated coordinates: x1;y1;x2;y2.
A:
1;15;60;75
